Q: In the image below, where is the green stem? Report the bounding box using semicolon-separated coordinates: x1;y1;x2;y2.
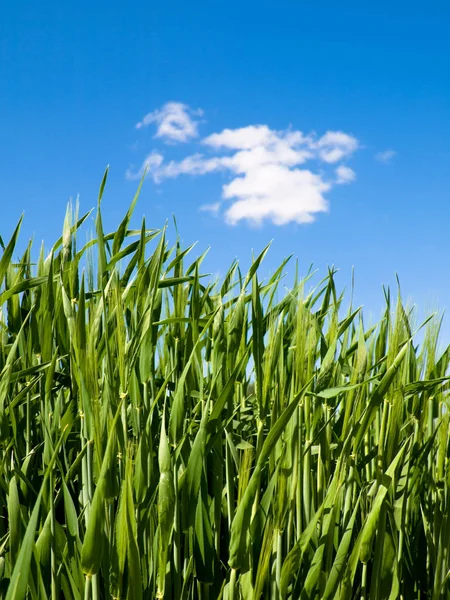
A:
361;562;368;600
229;568;237;600
91;574;99;600
84;576;91;600
50;470;58;600
276;529;283;598
173;460;181;599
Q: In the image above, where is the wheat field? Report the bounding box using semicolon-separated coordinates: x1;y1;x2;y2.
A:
1;170;449;599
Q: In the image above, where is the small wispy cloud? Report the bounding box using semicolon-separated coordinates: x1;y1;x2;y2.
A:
316;131;359;163
127;105;360;226
200;202;221;215
335;165;356;184
375;149;396;163
135;102;203;143
125;151;164;181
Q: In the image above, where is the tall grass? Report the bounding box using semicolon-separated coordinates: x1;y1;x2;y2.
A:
1;169;450;599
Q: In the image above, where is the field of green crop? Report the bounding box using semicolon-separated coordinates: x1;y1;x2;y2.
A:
1;170;450;599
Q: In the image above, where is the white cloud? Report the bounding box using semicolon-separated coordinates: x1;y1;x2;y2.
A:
223;165;330;225
127;109;360;226
157;154;227;180
204;125;274;149
126;151;164;180
200;202;221;214
316;131;359;163
335;165;356;184
135;102;203;143
203;126;314;168
375;149;396;163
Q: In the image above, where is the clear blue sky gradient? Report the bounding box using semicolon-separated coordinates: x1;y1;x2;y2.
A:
1;1;450;338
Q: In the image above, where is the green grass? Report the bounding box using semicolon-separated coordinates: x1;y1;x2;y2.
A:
1;168;450;599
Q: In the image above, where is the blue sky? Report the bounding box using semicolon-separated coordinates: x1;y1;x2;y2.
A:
1;1;450;337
